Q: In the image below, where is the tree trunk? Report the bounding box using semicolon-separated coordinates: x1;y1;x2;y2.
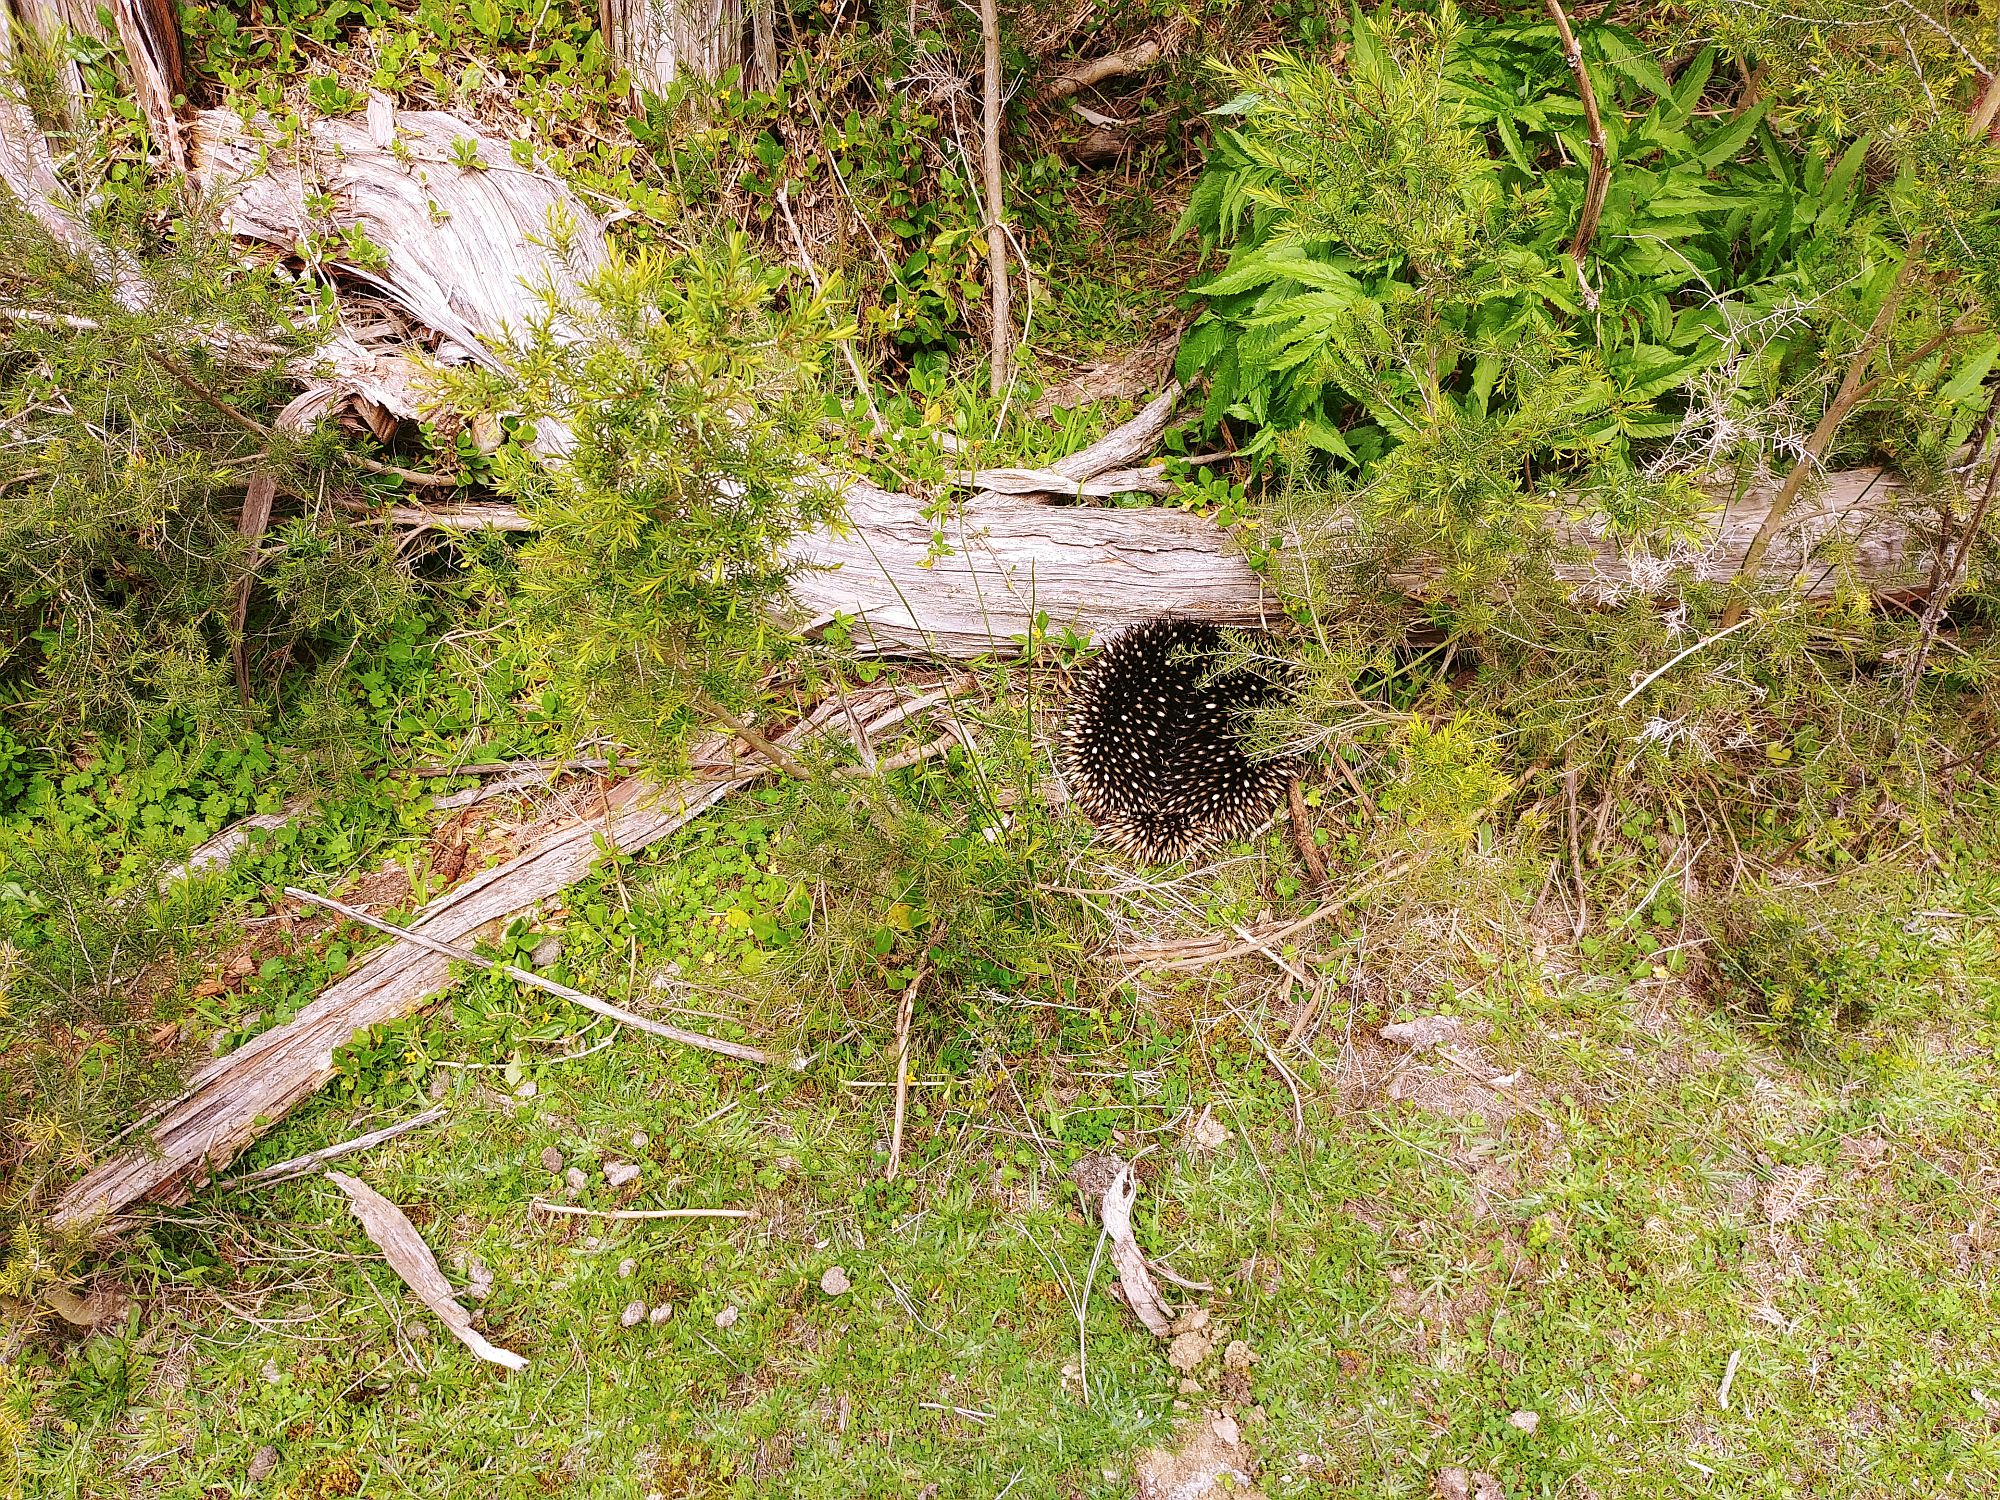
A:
599;0;743;105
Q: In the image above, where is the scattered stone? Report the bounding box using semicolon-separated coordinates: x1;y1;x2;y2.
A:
1189;1109;1232;1151
539;1146;564;1174
1223;1340;1256;1373
1433;1469;1505;1500
513;1079;537;1098
1177;1377;1203;1395
565;1166;588;1194
260;1360;283;1384
649;1303;673;1325
428;1073;448;1100
819;1265;852;1297
620;1300;646;1328
1508;1410;1539;1434
1381;1016;1461;1051
715;1305;739;1329
247;1444;280;1484
618;1257;637;1278
584;1236;601;1251
1167;1328;1215;1373
604;1160;642;1189
531;934;563;968
630;1130;650;1150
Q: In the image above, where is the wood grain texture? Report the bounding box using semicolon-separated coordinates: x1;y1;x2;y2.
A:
192;103;608;377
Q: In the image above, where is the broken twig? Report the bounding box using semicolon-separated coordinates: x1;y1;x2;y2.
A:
327;1171;526;1369
528;1202;755;1221
218;1104;448;1190
283;886;770;1064
886;959;930;1181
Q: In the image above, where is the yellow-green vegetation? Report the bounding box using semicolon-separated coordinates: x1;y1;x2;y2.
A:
12;744;2000;1496
5;0;2000;1495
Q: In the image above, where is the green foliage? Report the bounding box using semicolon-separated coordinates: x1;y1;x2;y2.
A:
1175;3;1995;564
1706;897;1873;1042
753;688;1096;1038
0;197;415;751
442;237;840;764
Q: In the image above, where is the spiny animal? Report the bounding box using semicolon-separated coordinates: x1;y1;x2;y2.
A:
1060;616;1295;863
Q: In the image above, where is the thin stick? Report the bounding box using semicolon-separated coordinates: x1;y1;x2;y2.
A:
1286;774;1331;887
1076;1218;1109;1408
979;0;1011;393
217;1104;449;1190
1545;0;1609;278
886;959;930;1181
1615;615;1755;707
699;696;810;781
282;887;771;1064
528;1201;755;1221
776;184;886;435
409;758;617;778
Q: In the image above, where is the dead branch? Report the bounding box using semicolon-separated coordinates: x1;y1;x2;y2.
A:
217;1104;448;1190
1721;251;1921;625
528;1201;754;1221
980;0;1012;393
1043;41;1164;102
1545;0;1609;281
328;1171;526;1369
886;958;930;1181
282;886;772;1063
51;687;920;1237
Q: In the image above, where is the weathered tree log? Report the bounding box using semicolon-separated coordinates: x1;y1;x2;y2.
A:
49;686;923;1238
3;0;184;160
193;103;606;376
599;0;742;104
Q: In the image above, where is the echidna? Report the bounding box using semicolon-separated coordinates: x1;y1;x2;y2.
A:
1060;616;1295;863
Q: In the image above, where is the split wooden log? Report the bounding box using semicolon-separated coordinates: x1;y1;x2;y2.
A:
3;0;184;161
193;102;607;381
48;686;916;1239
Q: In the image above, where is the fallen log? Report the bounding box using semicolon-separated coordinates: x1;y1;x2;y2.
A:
172;100;1965;652
48;684;920;1238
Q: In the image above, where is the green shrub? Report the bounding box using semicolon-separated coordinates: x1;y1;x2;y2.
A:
441;236;840;766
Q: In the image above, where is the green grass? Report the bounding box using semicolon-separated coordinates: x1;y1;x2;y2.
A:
14;757;2000;1499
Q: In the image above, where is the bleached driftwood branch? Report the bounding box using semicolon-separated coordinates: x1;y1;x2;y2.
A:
48;684;926;1237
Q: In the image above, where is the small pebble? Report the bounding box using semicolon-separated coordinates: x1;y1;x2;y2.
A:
618;1258;637;1278
565;1166;587;1194
260;1360;283;1385
539;1147;563;1174
649;1303;672;1325
1223;1340;1256;1372
584;1236;601;1251
630;1130;650;1150
715;1305;739;1329
428;1073;448;1100
247;1444;280;1483
819;1265;851;1297
1509;1409;1540;1434
620;1300;645;1328
604;1161;641;1188
513;1080;537;1098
